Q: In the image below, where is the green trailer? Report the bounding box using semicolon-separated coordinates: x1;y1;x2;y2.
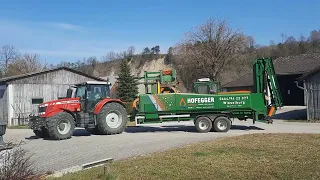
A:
133;58;283;133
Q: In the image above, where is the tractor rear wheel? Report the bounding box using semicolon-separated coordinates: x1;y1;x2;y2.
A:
195;116;212;133
96;102;127;135
47;112;75;140
212;116;231;132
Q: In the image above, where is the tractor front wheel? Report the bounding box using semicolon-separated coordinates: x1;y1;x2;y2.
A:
47;112;75;140
97;102;127;135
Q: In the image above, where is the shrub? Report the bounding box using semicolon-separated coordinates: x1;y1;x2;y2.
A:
0;141;39;180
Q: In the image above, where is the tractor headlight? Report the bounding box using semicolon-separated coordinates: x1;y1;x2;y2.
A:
38;104;48;115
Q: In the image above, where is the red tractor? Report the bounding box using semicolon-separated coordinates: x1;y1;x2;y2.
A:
28;81;127;140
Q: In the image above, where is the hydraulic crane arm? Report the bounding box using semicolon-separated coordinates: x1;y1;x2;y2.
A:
253;58;283;117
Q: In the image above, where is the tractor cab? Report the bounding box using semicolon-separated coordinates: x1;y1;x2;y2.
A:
193;78;221;94
67;81;111;112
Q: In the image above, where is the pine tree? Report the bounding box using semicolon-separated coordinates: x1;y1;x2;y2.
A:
116;60;139;102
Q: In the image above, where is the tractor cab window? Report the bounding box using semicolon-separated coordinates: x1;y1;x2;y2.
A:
86;84;110;101
197;85;209;94
210;84;218;94
75;86;86;99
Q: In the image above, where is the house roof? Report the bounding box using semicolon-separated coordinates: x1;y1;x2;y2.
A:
0;67;106;83
222;53;320;88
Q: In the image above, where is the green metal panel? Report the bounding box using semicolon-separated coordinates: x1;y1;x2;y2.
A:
139;94;158;113
139;92;266;114
137;92;269;123
151;84;157;94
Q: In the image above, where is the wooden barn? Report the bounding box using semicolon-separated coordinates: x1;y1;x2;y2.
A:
297;67;320;120
0;67;105;126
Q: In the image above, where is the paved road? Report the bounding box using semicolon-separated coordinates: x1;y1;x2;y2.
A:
3;106;319;173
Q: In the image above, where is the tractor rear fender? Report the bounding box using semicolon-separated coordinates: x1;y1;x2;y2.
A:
94;98;124;114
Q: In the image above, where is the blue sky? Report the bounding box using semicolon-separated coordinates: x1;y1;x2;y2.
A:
0;0;319;64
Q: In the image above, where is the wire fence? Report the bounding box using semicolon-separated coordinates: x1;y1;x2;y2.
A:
10;113;31;126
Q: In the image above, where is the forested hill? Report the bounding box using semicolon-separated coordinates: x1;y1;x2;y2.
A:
52;28;320;88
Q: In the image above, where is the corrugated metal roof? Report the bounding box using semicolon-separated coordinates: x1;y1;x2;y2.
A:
222;53;320;88
0;67;106;83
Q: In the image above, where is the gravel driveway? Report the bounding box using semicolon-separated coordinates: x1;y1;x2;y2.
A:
3;106;319;172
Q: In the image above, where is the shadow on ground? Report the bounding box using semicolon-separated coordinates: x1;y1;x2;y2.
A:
124;125;264;133
25;129;91;141
24;125;265;140
273;109;307;120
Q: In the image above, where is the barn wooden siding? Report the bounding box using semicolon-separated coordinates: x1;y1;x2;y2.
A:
7;69;103;126
305;72;320;120
0;84;8;124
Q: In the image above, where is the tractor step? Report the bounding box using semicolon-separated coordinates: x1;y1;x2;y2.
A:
76;113;90;128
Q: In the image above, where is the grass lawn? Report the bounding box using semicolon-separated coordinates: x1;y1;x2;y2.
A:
51;133;320;180
7;125;29;129
126;121;136;127
283;120;320;123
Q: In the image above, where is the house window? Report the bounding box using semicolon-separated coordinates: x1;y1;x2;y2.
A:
32;98;43;104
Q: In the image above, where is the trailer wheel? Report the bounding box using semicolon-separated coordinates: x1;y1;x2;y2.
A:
97;102;127;135
47;112;75;140
213;116;231;132
195;116;212;133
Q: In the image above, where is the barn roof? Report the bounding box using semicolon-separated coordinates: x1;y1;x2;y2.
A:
222;53;320;88
0;67;106;83
273;53;320;75
297;66;320;81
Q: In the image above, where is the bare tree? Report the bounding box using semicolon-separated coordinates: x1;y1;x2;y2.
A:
102;51;118;62
173;17;247;89
0;45;19;74
280;33;287;43
127;46;136;57
6;53;46;76
0;141;40;179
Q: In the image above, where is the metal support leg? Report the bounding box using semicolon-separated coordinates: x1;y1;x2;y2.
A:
0;136;4;148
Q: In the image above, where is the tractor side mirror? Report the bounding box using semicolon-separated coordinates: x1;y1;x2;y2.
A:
66;88;73;98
